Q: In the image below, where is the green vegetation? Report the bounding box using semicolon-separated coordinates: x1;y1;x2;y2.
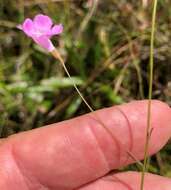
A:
0;0;171;177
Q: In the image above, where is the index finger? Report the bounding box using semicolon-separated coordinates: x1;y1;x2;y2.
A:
0;100;171;190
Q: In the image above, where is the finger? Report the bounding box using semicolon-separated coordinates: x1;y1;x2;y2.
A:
79;172;171;190
0;100;171;190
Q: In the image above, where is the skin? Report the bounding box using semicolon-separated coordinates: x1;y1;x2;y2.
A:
0;100;171;190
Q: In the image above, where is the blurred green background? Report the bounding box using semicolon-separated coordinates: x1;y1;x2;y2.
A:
0;0;171;176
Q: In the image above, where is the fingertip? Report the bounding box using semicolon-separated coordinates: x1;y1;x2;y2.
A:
151;99;171;113
151;100;171;152
114;99;171;164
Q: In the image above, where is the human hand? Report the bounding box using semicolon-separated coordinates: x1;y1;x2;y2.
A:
0;100;171;190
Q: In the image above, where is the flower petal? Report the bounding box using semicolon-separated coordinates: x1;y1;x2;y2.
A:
33;36;55;52
22;18;35;37
51;24;63;35
33;14;52;32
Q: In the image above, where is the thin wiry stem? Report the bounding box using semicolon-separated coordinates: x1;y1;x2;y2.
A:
51;49;94;112
140;0;158;190
51;48;144;168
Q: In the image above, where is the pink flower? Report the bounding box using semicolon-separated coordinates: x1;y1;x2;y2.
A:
18;14;63;52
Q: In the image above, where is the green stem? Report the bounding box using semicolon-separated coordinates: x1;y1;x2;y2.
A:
51;49;94;113
140;0;158;190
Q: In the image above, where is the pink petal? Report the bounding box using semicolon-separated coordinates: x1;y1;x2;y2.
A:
33;14;52;32
33;36;55;52
51;24;63;35
22;18;35;37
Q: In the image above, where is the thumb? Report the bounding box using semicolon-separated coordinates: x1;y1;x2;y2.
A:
79;172;171;190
